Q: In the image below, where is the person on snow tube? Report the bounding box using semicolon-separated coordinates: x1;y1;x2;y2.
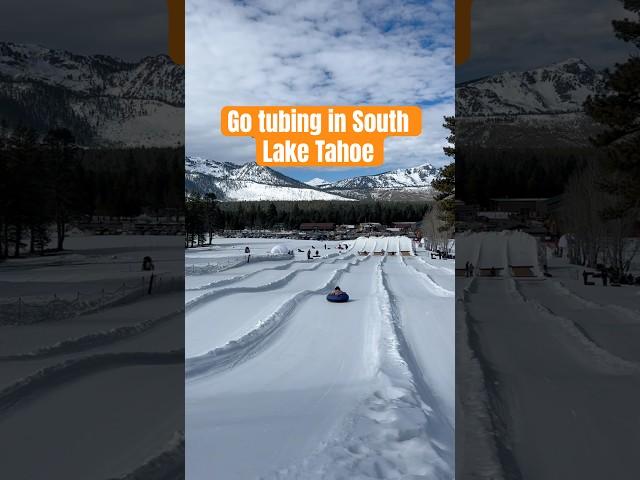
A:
327;286;349;302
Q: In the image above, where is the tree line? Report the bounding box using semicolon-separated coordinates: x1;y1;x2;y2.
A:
0;127;184;259
185;196;430;247
456;146;589;207
562;0;640;275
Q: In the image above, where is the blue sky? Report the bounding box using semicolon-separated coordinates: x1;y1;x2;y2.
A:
186;0;454;183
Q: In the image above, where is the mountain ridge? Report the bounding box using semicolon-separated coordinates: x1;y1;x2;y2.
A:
456;58;608;148
185;156;437;201
456;57;606;117
0;42;184;146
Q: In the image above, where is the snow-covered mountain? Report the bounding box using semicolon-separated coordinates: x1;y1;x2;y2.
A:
456;58;608;148
0;42;184;146
305;178;329;187
319;164;438;200
185;157;437;201
185;157;355;201
457;58;606;117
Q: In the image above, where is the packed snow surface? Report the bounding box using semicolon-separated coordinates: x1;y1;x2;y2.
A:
0;235;184;479
185;237;454;479
456;231;640;479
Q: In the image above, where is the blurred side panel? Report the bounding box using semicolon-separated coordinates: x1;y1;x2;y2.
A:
456;1;640;479
0;1;185;478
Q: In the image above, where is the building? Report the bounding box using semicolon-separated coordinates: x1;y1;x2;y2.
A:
299;223;335;232
455;201;480;222
477;211;510;220
359;222;384;233
391;222;416;233
491;198;550;219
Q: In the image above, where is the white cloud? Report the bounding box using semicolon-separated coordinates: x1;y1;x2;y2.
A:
186;0;454;175
458;0;635;82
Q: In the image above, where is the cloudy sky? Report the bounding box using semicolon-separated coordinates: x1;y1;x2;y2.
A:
458;0;635;83
1;0;166;61
186;0;454;182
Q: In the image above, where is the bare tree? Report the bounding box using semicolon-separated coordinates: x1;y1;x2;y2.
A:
560;160;639;274
422;202;452;252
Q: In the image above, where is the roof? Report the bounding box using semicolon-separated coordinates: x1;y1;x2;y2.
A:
299;223;335;230
491;198;549;202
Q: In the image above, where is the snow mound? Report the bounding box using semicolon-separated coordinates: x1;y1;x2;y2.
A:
270;244;291;255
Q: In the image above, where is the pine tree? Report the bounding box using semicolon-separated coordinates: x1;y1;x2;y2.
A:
584;0;640;213
430;116;455;231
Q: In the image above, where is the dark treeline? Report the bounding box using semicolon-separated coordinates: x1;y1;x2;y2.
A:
0;127;184;258
456;147;594;206
185;197;430;246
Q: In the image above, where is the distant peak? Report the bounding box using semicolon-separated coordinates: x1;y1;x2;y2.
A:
305;177;328;187
552;57;588;67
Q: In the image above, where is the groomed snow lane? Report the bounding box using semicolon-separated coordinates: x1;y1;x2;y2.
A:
466;278;640;480
186;257;356;358
187;256;382;480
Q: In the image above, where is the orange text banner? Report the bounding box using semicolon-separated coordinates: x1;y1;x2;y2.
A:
221;106;422;168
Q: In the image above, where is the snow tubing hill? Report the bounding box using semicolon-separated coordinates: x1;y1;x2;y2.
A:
326;292;349;303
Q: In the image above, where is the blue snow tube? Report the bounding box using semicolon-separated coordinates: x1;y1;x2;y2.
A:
326;292;349;303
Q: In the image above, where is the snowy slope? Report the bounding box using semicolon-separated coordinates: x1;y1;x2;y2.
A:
185;156;354;201
185;238;454;478
0;42;184;147
0;235;184;479
457;232;640;478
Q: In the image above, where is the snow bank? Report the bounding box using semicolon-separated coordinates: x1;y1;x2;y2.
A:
456;281;508;480
1;309;183;360
401;257;454;297
185;262;324;311
185;253;293;275
508;278;640;375
0;351;183;414
270;244;291;255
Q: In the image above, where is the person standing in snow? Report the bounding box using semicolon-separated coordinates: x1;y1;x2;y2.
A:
142;256;155;294
601;269;608;287
307;249;311;260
